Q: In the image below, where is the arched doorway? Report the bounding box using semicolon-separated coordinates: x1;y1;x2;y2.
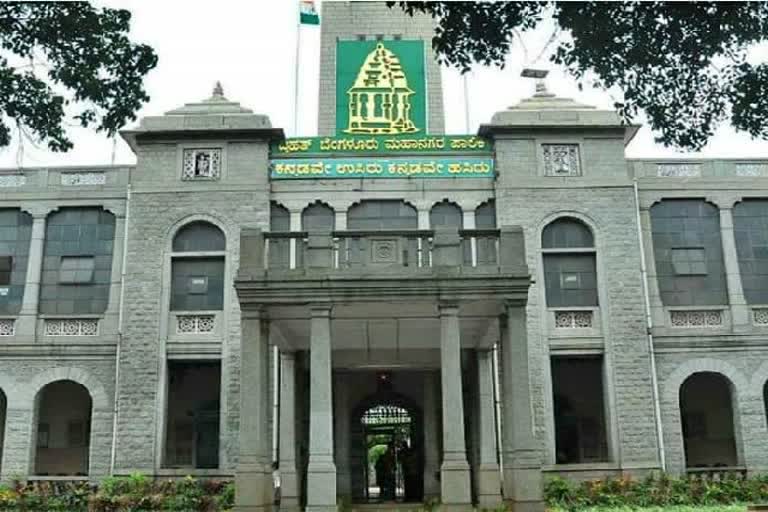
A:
34;380;92;476
350;388;423;504
680;372;738;468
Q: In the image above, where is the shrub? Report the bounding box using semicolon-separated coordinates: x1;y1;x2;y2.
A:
544;473;768;511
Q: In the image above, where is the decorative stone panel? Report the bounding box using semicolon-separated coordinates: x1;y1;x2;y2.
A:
176;314;215;334
542;144;581;176
657;163;701;177
0;319;15;336
44;318;99;336
554;310;593;328
61;172;106;186
736;163;768;177
182;148;222;180
669;309;722;327
752;308;768;325
0;174;26;187
371;239;397;263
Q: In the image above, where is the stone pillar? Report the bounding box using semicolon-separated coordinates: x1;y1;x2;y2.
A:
279;352;300;512
719;206;750;330
422;370;440;500
0;407;34;482
16;208;48;336
500;304;544;512
438;303;472;509
88;408;115;480
333;372;351;499
306;305;336;512
235;309;273;512
477;349;502;508
103;205;126;336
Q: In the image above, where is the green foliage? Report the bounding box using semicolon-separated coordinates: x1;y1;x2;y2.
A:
388;1;768;151
0;475;231;511
544;473;768;511
0;3;157;151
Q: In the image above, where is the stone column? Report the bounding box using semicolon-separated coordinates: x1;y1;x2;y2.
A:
422;370;440;500
500;304;544;512
306;304;336;512
719;206;750;330
279;351;300;512
16;208;49;337
103;205;126;336
438;303;472;509
477;349;502;508
333;372;351;499
235;309;273;512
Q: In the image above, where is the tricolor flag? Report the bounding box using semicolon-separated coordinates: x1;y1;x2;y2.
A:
300;0;320;25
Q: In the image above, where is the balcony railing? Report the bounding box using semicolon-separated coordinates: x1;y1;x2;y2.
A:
257;227;513;272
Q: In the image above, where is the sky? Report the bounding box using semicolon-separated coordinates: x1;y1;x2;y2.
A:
0;0;766;169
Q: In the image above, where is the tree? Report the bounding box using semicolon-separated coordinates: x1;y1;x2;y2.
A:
0;3;157;152
388;1;768;150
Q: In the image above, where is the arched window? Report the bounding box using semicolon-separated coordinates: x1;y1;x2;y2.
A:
171;221;226;311
475;200;496;229
348;200;417;230
680;372;738;468
34;380;92;476
0;209;32;316
733;200;768;304
269;203;291;268
429;200;462;229
302;202;335;232
270;202;290;232
40;207;115;315
650;200;726;306
542;218;598;307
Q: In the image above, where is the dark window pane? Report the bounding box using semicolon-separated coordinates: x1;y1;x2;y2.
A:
542;218;594;249
650;200;727;306
543;253;598;307
173;222;225;252
170;257;225;311
734;200;768;304
430;201;463;229
348;200;418;230
270;203;290;232
302;203;335;232
475;200;496;229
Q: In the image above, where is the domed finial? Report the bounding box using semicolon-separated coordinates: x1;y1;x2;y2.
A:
212;81;224;98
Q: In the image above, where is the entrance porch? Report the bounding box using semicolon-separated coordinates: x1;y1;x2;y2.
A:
233;226;543;512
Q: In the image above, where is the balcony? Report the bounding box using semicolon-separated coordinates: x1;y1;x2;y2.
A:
236;226;530;305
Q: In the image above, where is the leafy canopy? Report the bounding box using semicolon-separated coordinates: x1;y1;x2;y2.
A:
0;2;157;152
388;1;768;150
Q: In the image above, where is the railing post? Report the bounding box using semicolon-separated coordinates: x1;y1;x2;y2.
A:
432;227;461;267
306;232;334;269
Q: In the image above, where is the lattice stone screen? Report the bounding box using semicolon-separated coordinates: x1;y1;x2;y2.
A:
176;314;215;334
0;319;15;336
44;319;99;336
61;172;106;186
670;310;722;327
543;144;581;176
554;310;593;328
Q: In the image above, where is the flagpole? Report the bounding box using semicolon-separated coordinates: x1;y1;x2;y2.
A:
292;3;302;136
462;71;471;133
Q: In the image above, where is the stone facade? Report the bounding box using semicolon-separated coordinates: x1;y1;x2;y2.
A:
0;3;766;512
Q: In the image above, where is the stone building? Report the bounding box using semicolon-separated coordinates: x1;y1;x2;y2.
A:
0;2;767;512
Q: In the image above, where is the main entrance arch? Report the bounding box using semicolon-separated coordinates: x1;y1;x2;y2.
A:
349;387;423;503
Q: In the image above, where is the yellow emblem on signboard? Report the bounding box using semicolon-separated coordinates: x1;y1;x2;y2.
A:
345;43;419;135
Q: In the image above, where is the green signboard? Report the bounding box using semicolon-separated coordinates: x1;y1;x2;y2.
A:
271;135;490;157
270;157;494;180
336;40;426;136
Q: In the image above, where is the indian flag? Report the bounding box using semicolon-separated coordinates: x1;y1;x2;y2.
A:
300;0;320;25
